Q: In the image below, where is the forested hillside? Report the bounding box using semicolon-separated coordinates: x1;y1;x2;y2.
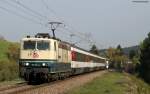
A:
123;46;139;56
99;45;139;56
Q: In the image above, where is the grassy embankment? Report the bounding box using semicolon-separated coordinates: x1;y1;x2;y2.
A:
0;40;20;82
66;72;150;94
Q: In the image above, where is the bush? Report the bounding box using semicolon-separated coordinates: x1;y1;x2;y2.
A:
7;44;20;61
0;41;20;81
0;60;19;81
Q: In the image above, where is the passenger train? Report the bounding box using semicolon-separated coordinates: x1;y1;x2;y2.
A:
19;33;108;82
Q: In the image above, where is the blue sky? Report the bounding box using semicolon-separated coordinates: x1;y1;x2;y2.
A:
0;0;150;49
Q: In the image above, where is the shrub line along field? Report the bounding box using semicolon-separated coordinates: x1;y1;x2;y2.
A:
0;40;19;81
66;71;150;94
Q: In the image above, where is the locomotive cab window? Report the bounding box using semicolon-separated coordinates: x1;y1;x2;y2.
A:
37;41;50;50
23;41;36;50
23;41;50;50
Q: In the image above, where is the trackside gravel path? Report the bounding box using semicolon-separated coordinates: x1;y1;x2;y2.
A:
18;70;107;94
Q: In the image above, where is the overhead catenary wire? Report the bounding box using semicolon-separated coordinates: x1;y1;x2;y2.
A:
0;0;45;23
1;0;104;49
0;6;44;26
39;0;81;38
57;28;90;49
9;0;48;21
39;0;100;47
39;0;86;35
53;25;91;48
40;0;65;23
39;0;92;45
40;0;56;19
62;27;94;44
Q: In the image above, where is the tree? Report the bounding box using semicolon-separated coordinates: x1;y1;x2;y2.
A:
116;44;124;55
106;45;128;71
7;44;20;61
129;50;136;60
106;47;116;60
90;45;99;55
139;32;150;84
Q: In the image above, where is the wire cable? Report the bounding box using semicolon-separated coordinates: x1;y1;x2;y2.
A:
0;0;45;23
7;0;103;49
40;0;65;22
9;0;48;21
39;1;96;46
0;6;44;25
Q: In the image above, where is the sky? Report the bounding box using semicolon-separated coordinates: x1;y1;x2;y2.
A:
0;0;150;49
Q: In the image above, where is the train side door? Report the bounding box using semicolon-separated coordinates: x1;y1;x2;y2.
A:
58;43;69;63
58;43;62;63
53;41;58;60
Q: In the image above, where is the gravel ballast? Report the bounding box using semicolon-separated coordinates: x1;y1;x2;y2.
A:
19;70;107;94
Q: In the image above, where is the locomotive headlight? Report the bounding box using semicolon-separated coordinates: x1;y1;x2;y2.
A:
25;62;29;66
42;63;46;66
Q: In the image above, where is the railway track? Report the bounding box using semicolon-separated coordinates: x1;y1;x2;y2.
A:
0;81;58;94
0;78;72;94
0;82;27;92
0;82;31;94
0;70;107;94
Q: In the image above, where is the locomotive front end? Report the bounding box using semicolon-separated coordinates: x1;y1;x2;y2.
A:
19;36;57;82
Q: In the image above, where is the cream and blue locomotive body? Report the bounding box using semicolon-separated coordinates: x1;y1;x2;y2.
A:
19;34;107;82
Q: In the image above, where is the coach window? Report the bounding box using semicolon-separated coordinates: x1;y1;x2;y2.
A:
82;54;85;62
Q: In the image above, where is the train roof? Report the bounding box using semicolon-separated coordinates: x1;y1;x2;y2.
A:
22;33;61;41
71;46;106;60
62;41;107;60
21;33;107;60
22;37;52;41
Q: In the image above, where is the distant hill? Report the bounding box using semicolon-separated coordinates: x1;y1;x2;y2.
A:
123;45;139;56
99;45;139;56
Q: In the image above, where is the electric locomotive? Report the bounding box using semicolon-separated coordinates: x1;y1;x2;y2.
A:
19;33;108;82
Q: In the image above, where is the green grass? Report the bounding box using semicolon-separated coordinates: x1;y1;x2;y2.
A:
66;72;150;94
126;73;150;94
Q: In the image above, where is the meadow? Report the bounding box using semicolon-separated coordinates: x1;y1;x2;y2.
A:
66;71;150;94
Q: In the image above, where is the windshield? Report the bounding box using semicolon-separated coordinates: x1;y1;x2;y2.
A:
23;41;36;50
37;41;50;50
23;41;50;50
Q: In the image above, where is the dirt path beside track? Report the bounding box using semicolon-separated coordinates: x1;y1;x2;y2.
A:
18;70;107;94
